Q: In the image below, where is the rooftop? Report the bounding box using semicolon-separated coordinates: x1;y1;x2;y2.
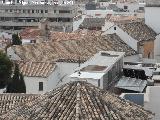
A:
118;21;157;41
0;94;38;115
115;77;147;92
0;81;153;120
12;31;137;62
70;51;125;79
123;64;154;77
79;18;105;29
16;61;56;77
19;28;42;39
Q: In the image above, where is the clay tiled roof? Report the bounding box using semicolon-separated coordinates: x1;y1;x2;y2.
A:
19;28;42;39
16;61;56;77
0;81;153;120
0;94;38;115
118;21;157;41
50;30;102;41
12;32;137;62
79;18;105;29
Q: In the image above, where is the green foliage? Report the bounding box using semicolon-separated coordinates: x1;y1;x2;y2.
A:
12;33;22;45
7;63;26;93
0;51;13;88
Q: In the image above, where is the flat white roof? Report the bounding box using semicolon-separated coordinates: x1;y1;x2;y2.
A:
79;51;124;72
70;51;125;80
70;72;105;79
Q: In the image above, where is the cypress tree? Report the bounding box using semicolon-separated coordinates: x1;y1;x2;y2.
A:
7;63;26;93
0;51;13;88
12;33;22;45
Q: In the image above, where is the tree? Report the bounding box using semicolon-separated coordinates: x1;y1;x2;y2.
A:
7;63;26;93
0;51;13;88
12;33;22;45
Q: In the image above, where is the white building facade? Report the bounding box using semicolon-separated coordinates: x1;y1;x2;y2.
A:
70;51;125;90
145;4;160;34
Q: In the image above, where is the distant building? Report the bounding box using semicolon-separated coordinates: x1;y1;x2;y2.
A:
85;1;96;10
0;4;82;32
103;21;157;59
79;18;105;30
145;0;160;34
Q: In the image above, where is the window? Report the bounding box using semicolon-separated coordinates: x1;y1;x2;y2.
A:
139;7;144;11
54;10;56;13
124;6;128;9
36;10;39;13
30;40;36;43
39;82;43;91
59;10;70;13
98;79;100;87
114;26;116;30
153;72;160;75
45;10;48;13
32;10;34;13
41;10;43;13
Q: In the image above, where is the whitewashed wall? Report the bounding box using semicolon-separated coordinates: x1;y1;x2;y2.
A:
24;76;47;94
85;79;99;87
145;7;160;34
47;66;61;91
7;47;21;60
73;15;85;31
103;25;138;51
154;34;160;62
102;22;114;31
124;54;140;62
56;62;80;77
55;62;80;85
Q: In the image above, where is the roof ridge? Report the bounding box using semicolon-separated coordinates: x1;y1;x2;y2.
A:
75;82;81;120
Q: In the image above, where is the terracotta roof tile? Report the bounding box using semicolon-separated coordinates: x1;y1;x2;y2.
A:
0;81;153;120
0;94;38;115
12;31;137;62
16;61;56;77
118;21;157;41
79;18;105;28
20;28;42;39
